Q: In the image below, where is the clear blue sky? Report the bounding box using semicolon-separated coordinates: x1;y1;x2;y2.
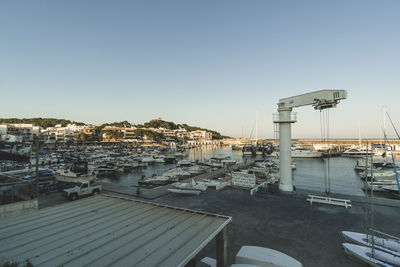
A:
1;0;399;138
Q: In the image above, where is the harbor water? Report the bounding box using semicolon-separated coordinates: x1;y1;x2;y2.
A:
101;147;365;196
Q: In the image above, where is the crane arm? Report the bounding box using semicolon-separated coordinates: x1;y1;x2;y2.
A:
278;89;347;110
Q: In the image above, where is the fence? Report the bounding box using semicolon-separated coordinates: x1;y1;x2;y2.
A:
0;182;36;205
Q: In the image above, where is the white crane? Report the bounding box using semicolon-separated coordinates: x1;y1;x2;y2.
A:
274;89;347;192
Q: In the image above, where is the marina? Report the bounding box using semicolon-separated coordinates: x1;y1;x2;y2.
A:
1;117;400;266
2;1;400;265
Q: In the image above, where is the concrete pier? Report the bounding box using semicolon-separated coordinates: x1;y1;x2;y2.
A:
101;160;255;199
38;181;400;267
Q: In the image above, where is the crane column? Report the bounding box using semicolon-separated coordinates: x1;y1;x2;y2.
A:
274;89;347;193
277;107;296;192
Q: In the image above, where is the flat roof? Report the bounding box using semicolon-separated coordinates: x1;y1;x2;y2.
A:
0;195;231;267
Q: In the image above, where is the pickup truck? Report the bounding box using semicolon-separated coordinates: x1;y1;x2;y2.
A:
63;180;102;200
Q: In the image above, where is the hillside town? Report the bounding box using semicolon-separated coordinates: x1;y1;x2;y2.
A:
0;118;219;148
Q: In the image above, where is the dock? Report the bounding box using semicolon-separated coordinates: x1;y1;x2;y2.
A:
101;160;256;199
77;186;400;267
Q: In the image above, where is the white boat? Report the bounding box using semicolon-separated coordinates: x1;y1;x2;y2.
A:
354;157;390;171
187;165;208;175
235;246;303;267
167;188;201;195
202;179;229;191
269;148;322;158
291;147;323;158
342;231;400;253
164;167;191;178
231;265;260;267
364;181;399;192
54;161;97;183
343;243;400;267
342;148;373;157
177;160;192;167
256;159;296;170
204;156;238;168
242;146;255;156
150;155;165;163
360;169;399;179
141;156;155;164
139;175;172;185
382;184;399;193
173;179;207;191
96;165;122;177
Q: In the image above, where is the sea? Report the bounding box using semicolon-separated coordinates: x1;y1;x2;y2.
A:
100;146;365;196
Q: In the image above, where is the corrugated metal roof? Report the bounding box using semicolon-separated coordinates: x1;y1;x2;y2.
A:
0;194;231;267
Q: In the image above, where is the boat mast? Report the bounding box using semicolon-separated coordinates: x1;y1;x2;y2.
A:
383;106;387;159
358;121;361;148
255;111;258;142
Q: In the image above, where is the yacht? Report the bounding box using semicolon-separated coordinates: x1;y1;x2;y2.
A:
342;148;373;157
269;148;322;158
242;145;255;156
139;175;172;185
176;160;192;167
96;164;122;177
53;160;96;183
291;147;323;158
204;156;238;168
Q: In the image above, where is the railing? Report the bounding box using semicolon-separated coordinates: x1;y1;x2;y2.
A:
272;112;297;123
368;228;400;241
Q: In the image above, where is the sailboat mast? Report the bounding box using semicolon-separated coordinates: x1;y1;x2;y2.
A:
383;106;387;154
358;121;361;148
255;111;258;141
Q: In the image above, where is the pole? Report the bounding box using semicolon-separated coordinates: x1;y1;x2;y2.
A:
383;106;387;160
35;136;39;200
370;142;375;257
278;108;293;192
255;111;258;141
216;227;228;267
392;154;400;196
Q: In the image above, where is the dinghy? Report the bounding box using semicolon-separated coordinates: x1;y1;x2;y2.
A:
343;243;400;267
173;179;208;191
342;231;400;254
235;246;303;267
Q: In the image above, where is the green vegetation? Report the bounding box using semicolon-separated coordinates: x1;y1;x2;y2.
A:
134;129;165;143
0;118;229;141
142;119;178;130
0;118;84;128
180;123;224;140
101;129;124;139
98;120;132;128
139;119;227;140
74;132;95;143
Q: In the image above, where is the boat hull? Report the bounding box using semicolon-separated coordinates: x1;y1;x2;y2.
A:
343;243;399;267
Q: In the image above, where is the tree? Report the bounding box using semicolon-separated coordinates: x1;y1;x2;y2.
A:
66;139;74;147
134;129;165;142
0;118;85;128
75;132;91;145
101;130;124;140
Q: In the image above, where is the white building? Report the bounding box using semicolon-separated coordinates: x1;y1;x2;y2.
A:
42;126;73;142
0;124;34;142
0;134;23;143
66;124;85;133
189;130;212;141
